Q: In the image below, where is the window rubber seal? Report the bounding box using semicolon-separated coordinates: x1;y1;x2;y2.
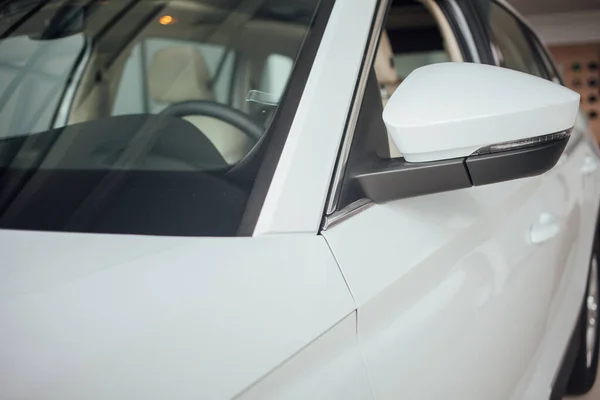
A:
462;0;496;65
435;0;474;63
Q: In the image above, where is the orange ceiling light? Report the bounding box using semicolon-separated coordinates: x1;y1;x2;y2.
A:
159;15;176;25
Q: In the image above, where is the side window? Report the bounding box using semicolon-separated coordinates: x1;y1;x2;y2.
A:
474;0;548;79
528;33;563;84
335;0;464;210
375;1;458;106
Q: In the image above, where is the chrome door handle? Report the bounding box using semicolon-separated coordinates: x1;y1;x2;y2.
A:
530;212;560;244
582;156;598;175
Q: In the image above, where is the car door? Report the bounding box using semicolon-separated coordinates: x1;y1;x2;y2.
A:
320;1;585;399
473;1;600;395
526;15;600;287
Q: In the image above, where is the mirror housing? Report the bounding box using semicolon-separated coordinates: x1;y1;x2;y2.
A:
356;63;580;203
383;62;579;163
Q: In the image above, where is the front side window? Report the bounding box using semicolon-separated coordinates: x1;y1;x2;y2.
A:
0;0;322;236
335;0;462;209
475;0;547;79
528;33;562;84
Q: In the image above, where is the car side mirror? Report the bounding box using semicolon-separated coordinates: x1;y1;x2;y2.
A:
355;63;580;203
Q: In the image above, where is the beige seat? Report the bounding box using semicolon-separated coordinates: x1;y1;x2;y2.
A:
148;46;253;164
375;31;401;106
374;31;402;158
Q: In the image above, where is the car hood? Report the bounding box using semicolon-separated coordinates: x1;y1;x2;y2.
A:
0;230;354;399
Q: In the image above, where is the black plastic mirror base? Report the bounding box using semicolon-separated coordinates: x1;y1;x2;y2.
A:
354;158;471;203
354;138;569;203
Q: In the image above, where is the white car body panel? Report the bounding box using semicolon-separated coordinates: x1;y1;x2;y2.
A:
322;117;600;398
237;312;374;400
1;0;600;399
517;117;600;398
254;0;377;236
0;231;355;399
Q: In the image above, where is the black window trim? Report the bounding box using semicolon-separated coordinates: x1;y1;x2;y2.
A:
521;25;554;81
507;2;557;82
435;0;475;63
524;25;565;84
471;0;554;81
323;0;479;224
468;0;506;67
461;0;495;64
322;0;391;218
485;0;557;77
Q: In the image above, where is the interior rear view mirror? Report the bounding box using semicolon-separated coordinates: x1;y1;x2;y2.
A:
29;4;86;40
356;63;580;203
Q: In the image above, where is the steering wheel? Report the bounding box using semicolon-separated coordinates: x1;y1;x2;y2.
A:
159;100;264;143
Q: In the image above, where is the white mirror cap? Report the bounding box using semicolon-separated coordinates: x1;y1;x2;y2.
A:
382;62;580;162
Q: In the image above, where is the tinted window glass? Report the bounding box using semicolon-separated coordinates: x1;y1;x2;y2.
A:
113;40;235;116
0;34;84;138
336;0;456;209
528;33;562;83
476;1;547;79
0;0;321;236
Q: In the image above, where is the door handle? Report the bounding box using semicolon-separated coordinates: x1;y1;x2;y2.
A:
530;212;560;244
581;156;598;175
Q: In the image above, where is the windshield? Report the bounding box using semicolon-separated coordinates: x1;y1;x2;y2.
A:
0;0;321;236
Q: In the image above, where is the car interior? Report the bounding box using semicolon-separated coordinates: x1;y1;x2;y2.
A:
0;0;461;169
374;0;462;157
0;0;318;235
0;0;462;235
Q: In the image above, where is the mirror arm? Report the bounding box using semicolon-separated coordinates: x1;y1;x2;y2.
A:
353;157;471;203
353;137;569;203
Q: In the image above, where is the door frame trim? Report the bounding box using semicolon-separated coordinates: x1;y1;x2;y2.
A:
324;0;390;216
323;0;480;223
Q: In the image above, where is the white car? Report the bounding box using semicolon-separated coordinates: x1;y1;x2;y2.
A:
0;0;598;399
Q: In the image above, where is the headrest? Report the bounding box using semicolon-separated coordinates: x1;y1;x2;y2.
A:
374;31;398;85
148;46;215;104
